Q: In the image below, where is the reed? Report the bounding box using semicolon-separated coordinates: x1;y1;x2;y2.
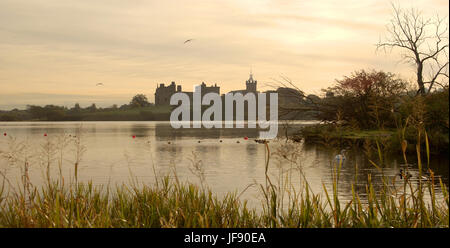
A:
0;131;448;228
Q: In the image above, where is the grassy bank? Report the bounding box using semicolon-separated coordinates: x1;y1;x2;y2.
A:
0;136;448;228
298;124;394;141
76;106;172;121
296;124;449;156
0;165;447;227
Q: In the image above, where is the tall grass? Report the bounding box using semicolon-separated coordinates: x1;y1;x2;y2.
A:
0;130;448;228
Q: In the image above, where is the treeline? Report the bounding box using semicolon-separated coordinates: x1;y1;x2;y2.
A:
0;104;173;121
290;69;449;154
316;70;448;131
0;89;321;121
0;94;173;121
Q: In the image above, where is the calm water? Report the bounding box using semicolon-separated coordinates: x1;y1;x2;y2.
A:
0;121;448;209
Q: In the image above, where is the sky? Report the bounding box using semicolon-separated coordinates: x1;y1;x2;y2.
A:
0;0;448;110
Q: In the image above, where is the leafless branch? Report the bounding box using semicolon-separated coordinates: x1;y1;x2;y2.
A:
376;4;449;94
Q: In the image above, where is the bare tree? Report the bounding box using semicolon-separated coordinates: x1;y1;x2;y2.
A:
377;4;449;95
265;75;319;119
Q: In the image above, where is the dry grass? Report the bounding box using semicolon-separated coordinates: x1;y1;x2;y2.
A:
0;127;448;228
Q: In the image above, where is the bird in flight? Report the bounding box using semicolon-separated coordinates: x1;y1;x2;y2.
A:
96;83;104;86
184;39;194;44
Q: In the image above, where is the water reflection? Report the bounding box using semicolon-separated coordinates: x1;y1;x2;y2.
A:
0;121;448;209
153;122;262;140
300;143;449;201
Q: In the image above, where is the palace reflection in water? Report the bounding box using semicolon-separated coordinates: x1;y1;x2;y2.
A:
0;121;448;209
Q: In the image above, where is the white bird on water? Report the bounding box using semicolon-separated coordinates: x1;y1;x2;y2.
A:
96;83;104;86
335;149;346;164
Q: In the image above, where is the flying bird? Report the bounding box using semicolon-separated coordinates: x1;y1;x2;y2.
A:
96;83;104;86
184;39;194;44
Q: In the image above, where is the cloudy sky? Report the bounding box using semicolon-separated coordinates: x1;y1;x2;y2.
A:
0;0;448;110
